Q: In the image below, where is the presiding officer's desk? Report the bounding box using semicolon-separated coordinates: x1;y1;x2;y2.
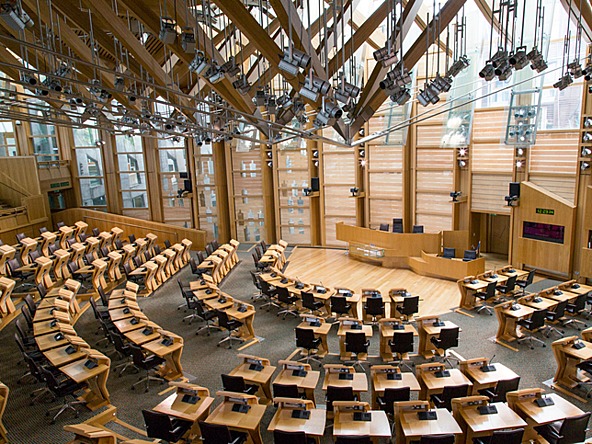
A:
332;401;391;443
551;336;592;392
451;395;527;444
267;398;325;443
370;365;420;409
409;251;486;281
228;354;276;404
205;391;266;444
272;360;320;404
459;357;520;395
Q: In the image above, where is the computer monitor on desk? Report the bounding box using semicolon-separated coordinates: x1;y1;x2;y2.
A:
463;250;477;261
442;248;455;259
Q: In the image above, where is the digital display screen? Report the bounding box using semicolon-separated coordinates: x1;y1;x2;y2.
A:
522;221;565;244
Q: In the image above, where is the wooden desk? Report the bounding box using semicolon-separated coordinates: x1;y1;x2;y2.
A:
273;361;320;404
19;237;37;265
511;392;584;430
53;249;71;281
205;392;266;444
495;302;535;343
557;280;592;296
0;277;15;318
379;319;417;361
409;251;485;281
322;365;368;393
417;363;473;400
225;303;256;341
152;383;213;438
63;423;116;444
60;356;110;410
124;325;161;345
518;294;557;311
552;336;592;391
0;245;15;276
0;382;8;444
457;278;490;311
337;320;373;359
458;400;527;443
497;266;529;279
229;355;276;403
44;344;87;367
112;317;147;333
370;365;420;409
40;231;57;257
36;331;69;351
297;316;332;357
58;226;74;250
399;407;462;444
417;316;459;359
459;358;520;395
333;402;391;443
267;398;325;442
143;334;184;380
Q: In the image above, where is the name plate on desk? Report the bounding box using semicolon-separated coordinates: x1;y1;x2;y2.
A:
309;321;321;327
434;370;450;378
338;373;354;380
249;363;264;371
387;373;402;380
231;404;250;413
280;278;289;284
535;397;555;407
510;304;521;311
292;369;308;377
182;394;200;404
391;323;405;330
533;297;543;303
353;412;372;421
291;410;310;419
418;411;437;420
478;405;498;415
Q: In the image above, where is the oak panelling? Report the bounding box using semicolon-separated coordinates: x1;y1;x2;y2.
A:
323;153;356;183
529;131;579;176
472;108;507;142
280;225;311;244
324;186;356;215
280;208;311;225
471;144;514;173
415;214;452;232
369;198;403;229
416;193;453;216
471;173;512;214
416;148;454;168
367;112;406;146
368;172;403;198
368;145;403;171
416;170;453;192
529;174;577;204
416;126;445;147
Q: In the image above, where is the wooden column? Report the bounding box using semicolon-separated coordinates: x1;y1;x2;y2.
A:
213;140;231;243
143;136;163;223
309;135;321;245
261;138;277;243
102;132;121;215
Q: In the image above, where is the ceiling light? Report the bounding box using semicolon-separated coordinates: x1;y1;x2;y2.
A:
254;89;268;106
385;63;412;87
299;75;330;102
313;101;342;127
159;17;177;45
509;47;529;70
479;63;495;81
527;48;548;73
232;75;251;95
335;81;360;104
181;27;196;53
389;87;411;105
220;57;240;77
447;55;470;77
189;52;211;76
458;147;467;156
582;162;590;170
279;48;311;76
582;148;592;156
20;72;37;86
114;76;125;91
373;45;398;68
515;160;523;168
206;64;224;84
458;159;467;168
568;61;583;79
553;74;573;91
0;3;33;31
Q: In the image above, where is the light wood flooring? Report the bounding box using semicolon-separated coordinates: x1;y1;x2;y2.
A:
285;247;509;317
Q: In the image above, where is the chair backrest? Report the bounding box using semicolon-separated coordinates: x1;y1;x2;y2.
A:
21;304;34;327
525;269;536;285
40;365;65;393
128;234;136;243
419;435;456;444
439;384;470;410
29;250;41;262
442;248;455;259
558;412;591;443
345;331;369;354
205;244;214;255
67;238;76;247
89;297;101;320
301;291;316;310
331;295;349;313
115;239;124;250
437;327;459;349
489;428;525;444
484;281;497;298
194;251;204;263
504;275;517;292
390;331;414;354
365;296;384;315
273;430;308;444
412;225;424;233
254;245;263;259
392;224;404;233
56;222;65;228
97;286;108;306
100;247;110;257
39;226;48;234
211;240;220;250
129;343;148;366
529;309;548;329
571;293;588;312
326;385;355;411
252;252;260;267
199;421;233;444
250;271;261;289
15;318;30;340
164;239;172;249
36;283;47;299
153;245;161;255
295;327;316;349
111;331;129;355
401;296;419;316
216;310;232;330
463;249;477;260
24;294;36;314
48;243;58;255
84;253;95;265
123;262;133;276
133;256;143;268
6;258;20;275
68;261;79;274
551;300;568;318
92;228;100;237
379;223;389;232
260;240;268;251
258;277;275;296
493;376;520;402
276;287;294;304
16;233;26;242
221;374;246;393
189;258;198;273
142;409;174;441
382;387;411;414
144;251;152;261
79;233;87;242
272;383;300;399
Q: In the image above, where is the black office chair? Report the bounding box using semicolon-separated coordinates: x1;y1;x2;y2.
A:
276;286;299;319
330;295;352;319
128;234;136;244
430;384;470;411
66;238;76;248
420;435;456;444
392;218;403;233
473;428;525;444
97;286;109;307
412;225;424;233
6;258;35;290
516;269;536;295
544;300;567;337
326;385;356;412
221;374;258;395
254;245;264;260
388;331;415;371
534;412;591;444
133;256;143;268
111;331;139;377
517;309;547;349
335;437;371;444
399;296;419;323
252;252;265;271
67;261;92;289
189;257;201;276
301;291;324;316
379;223;389;232
123;262;144;287
216;310;244;348
56;222;65;229
142;409;192;443
462;250;478;261
364;296;384;325
195;301;218;336
92;228;100;237
153;244;161;255
295;327;322;366
430;327;460;367
181;288;202;325
344;331;370;371
16;232;26;242
376;386;410;416
211;240;220;250
100;246;110;258
114;239;124;250
251;271;263;301
478;376;520;403
29;250;41;263
15;318;36;349
39;226;48;235
272;383;303;399
20;304;35;329
496;275;517;298
564;294;588;330
129;343;166;392
474;282;498;315
199;421;247;444
273;429;315;444
41;366;86;424
205;244;214;256
164;239;172;249
442;248;455;259
79;233;88;243
24;294;37;315
576;360;592;397
258;276;280;311
48;243;58;255
195;250;205;263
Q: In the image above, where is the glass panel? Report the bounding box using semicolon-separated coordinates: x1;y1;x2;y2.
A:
122;191;148;208
30;122;56;136
116;134;143;152
117;153;146;171
79;178;106;207
159;149;187;172
75;148;103;176
0;120;16;156
32;136;59;161
119;173;147;191
73;128;98;147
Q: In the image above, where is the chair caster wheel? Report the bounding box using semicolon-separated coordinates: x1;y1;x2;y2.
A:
131;386;135;390
46;412;49;417
51;420;56;425
543;344;547;347
217;344;220;347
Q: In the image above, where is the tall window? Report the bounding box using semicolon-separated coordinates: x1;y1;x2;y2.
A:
73;128;106;208
158;136;192;227
195;143;218;240
27;100;59;163
116;134;149;220
0;120;16;156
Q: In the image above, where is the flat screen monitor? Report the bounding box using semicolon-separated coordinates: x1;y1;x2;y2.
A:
522;221;565;244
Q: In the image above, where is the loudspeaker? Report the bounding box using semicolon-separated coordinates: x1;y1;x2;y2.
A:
509;182;520;198
311;177;320;192
183;179;192;192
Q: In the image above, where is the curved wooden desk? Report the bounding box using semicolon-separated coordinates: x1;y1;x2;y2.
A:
409;251;485;281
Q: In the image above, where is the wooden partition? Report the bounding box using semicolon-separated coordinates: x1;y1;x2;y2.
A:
511;182;576;276
441;230;471;256
53;208;206;250
581;186;592;280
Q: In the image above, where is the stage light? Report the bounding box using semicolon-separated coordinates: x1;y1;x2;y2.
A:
373;45;398;68
350;187;359;197
181;27;196;53
206;64;224;84
495;61;513;81
447;55;470;77
254;89;267;106
232;76;251;95
385;64;412;87
515;160;523;168
220;57;240;77
189;52;211;76
458;159;467;168
568;61;583;79
313;101;342;128
458;148;467;156
431;74;452;93
159;17;177;45
20;72;37;86
509;47;529;70
299;75;330;102
527;47;548;73
335;81;360;104
35;87;49;96
479;63;495;81
581;147;591;156
450;191;462;202
390;87;411;105
279;48;311;75
0;3;33;31
114;77;125;91
553;74;573;91
581;162;590;170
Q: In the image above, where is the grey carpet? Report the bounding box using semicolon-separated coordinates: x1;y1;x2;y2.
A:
0;251;590;443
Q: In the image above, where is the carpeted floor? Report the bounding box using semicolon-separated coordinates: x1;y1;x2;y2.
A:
0;249;590;443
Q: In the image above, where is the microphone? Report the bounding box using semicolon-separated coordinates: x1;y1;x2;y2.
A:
489;354;495;365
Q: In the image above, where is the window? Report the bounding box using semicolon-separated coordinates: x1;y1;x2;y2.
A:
195;142;218;239
116;134;149;220
27;100;59;163
0;120;17;156
73;128;106;208
158;136;192;227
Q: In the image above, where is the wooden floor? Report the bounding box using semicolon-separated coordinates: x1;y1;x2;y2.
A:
285;247;507;317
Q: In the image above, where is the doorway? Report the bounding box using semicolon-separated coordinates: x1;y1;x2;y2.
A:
470;212;510;255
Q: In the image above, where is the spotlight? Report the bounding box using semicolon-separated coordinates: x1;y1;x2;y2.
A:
509;47;529;70
458;148;467;156
189;52;211;75
516;147;525;156
267;161;273;168
450;191;462;202
491;48;508;68
527;47;548;73
335;81;360;104
447;55;470;77
553;74;573;91
494;60;513;81
581;148;592;156
279;48;311;75
379;77;397;94
389;87;411;105
206;64;224;84
20;72;37;86
504;195;518;206
568;61;584;79
159;17;177;45
266;95;277;114
35;87;49;96
431;74;452;93
181;27;196;53
0;3;34;31
254;89;267;106
458;159;467;168
232;75;251;95
515;160;523;168
313;101;342;127
43;78;62;92
417;83;439;106
373;45;398;67
299;75;330;102
583;132;592;142
479;63;495;81
303;187;312;196
114;76;125;91
350;187;359;197
582;162;591;170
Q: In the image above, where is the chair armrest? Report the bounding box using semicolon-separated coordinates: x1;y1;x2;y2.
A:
430;394;443;407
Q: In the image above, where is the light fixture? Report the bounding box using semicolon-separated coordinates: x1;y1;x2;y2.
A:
303;187;312;196
553;73;573;91
417;82;439;106
206;63;224;84
43;78;62;93
334;81;360;104
385;63;412;87
458;147;467;157
509;47;529;70
114;76;125;91
582;162;590;170
527;47;548;73
254;89;267;106
189;52;211;75
568;61;583;79
458;159;467;168
267;160;273;167
516;147;525;156
447;55;470;77
220;57;240;77
159;17;177;45
450;191;462;202
515;160;523;168
389;87;411;105
431;74;452;93
35;87;49;96
279;48;311;76
313;101;342;128
0;2;33;31
581;147;592;156
299;75;330;102
373;45;398;68
181;27;196;53
232;75;251;95
20;72;37;86
479;62;495;81
350;187;359;197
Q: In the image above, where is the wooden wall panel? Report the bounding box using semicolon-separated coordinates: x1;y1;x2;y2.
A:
368;172;403;197
324;186;356;215
416;193;453;215
416;170;453;192
415;213;452;232
0;157;42;206
472;108;506;142
529;174;577;204
471;144;514;173
416;149;453;168
323;153;356;183
471;174;512;214
368;145;403;170
529;131;579;175
324;216;356;246
369;199;403;229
